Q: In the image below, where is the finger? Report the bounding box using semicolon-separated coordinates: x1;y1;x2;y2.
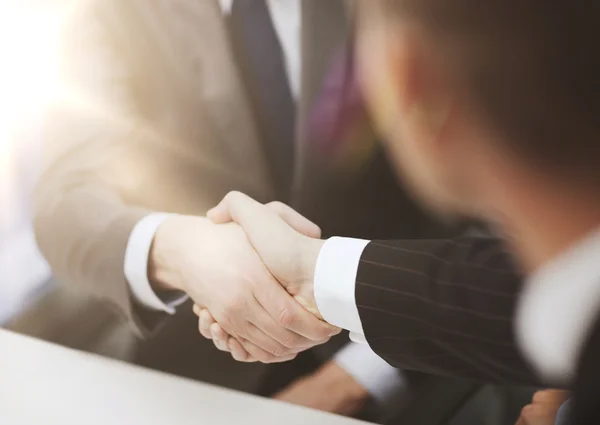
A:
207;192;297;252
207;193;243;223
213;339;230;352
201;308;217;324
210;192;339;341
212;300;293;357
208;194;321;239
514;414;527;425
227;338;256;362
208;323;254;362
211;322;229;341
199;309;216;339
211;323;231;352
193;304;202;317
517;405;537;425
237;334;297;364
253;276;340;342
265;202;321;239
198;318;212;339
249;293;322;349
251;291;334;347
240;315;297;357
531;390;569;405
518;404;557;425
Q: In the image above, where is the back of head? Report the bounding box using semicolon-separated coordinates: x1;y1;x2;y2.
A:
378;0;600;185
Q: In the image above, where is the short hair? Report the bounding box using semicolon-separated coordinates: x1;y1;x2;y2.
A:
376;0;600;183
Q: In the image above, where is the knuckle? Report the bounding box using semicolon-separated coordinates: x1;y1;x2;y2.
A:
264;353;284;364
270;343;290;358
253;350;271;364
224;190;243;204
277;306;297;329
281;333;303;349
302;325;329;343
233;351;248;362
519;406;533;422
531;392;548;404
276;353;291;362
211;324;225;340
213;314;234;337
197;321;206;336
223;294;247;317
200;309;214;324
318;325;336;340
198;320;212;339
266;201;286;213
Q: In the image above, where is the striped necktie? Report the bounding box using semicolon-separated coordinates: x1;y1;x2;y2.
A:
228;0;296;202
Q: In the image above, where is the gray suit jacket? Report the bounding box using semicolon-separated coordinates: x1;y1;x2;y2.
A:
34;0;430;335
34;0;272;334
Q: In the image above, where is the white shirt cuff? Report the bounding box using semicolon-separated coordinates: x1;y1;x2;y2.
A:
314;237;370;340
124;213;188;314
334;343;407;405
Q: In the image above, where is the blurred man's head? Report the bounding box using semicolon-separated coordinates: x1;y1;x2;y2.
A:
355;1;600;232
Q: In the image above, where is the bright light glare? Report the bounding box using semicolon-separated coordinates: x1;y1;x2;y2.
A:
0;1;63;139
0;1;67;227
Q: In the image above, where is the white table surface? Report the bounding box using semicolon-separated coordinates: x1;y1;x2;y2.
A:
0;330;369;425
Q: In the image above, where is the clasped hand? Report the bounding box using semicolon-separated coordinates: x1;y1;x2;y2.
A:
198;192;337;362
200;192;336;363
152;192;338;364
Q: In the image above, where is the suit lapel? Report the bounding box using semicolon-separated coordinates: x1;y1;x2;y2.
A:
292;0;350;202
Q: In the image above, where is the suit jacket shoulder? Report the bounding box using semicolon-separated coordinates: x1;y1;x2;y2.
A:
33;0;273;335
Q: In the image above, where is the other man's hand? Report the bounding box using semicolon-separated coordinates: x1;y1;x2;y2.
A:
149;211;337;363
274;361;370;416
207;192;327;318
515;390;570;425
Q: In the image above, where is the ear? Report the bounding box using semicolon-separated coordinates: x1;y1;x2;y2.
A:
390;27;451;148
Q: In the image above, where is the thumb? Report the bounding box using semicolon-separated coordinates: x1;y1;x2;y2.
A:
206;201;234;224
264;201;321;239
208;195;321;239
206;192;303;263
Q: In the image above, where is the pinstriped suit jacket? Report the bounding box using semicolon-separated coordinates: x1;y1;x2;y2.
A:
355;235;543;386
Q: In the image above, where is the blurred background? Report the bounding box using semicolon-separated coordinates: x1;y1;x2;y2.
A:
0;0;135;359
0;0;59;324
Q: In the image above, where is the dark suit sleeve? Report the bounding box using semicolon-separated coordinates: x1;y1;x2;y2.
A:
572;314;600;424
355;236;542;386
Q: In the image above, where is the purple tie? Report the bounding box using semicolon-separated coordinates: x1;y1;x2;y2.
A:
308;45;378;173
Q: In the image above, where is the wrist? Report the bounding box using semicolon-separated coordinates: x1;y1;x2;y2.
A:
148;215;192;293
297;237;326;318
301;237;326;284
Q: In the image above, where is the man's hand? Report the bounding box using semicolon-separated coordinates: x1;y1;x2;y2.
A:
148;211;337;363
515;390;570;425
274;361;370;416
207;192;327;317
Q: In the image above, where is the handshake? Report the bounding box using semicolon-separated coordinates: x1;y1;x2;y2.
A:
150;192;341;364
